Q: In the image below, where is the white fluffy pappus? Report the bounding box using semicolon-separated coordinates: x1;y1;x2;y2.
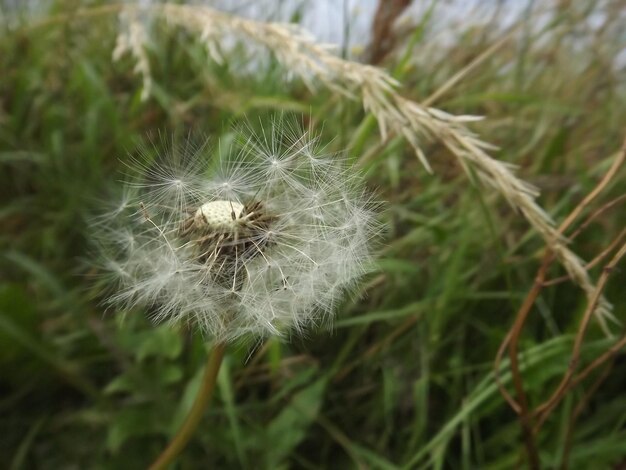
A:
93;120;380;342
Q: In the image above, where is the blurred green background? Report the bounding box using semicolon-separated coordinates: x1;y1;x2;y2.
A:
1;1;625;468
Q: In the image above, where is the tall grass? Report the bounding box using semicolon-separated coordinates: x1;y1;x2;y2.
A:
0;1;624;468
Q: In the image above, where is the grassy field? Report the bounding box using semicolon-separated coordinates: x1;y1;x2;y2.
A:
1;1;625;468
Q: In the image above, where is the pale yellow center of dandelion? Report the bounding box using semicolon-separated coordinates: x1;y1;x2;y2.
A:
195;200;245;231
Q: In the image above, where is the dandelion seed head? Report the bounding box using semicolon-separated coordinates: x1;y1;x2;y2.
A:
93;118;380;342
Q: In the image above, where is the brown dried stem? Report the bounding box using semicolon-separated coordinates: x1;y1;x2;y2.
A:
544;224;626;287
494;136;625;465
533;242;626;430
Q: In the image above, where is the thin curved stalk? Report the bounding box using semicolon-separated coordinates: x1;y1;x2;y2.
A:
149;342;227;470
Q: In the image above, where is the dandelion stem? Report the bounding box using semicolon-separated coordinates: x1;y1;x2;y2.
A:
149;342;227;470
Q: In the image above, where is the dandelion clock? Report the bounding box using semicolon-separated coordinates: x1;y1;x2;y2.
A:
93;118;380;468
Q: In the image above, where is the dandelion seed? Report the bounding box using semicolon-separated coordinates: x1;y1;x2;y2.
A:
94;118;380;342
